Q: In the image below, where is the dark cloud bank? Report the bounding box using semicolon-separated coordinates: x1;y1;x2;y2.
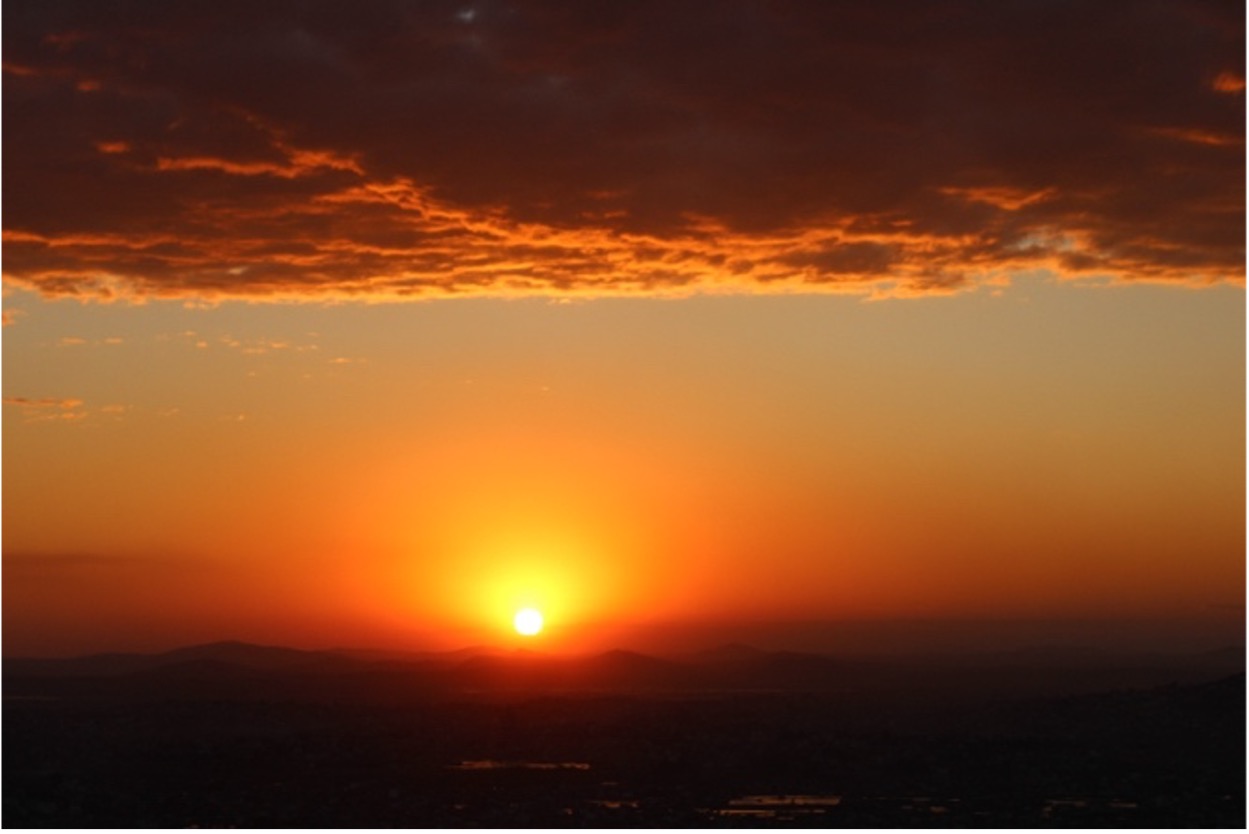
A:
3;0;1243;301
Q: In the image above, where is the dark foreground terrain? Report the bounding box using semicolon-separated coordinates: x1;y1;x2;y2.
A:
4;643;1244;827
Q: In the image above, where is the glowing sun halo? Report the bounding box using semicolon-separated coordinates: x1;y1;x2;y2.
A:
513;607;544;636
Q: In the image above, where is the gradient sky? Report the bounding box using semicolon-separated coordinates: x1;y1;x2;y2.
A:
3;0;1244;656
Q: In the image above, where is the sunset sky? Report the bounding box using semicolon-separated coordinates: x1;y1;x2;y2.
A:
3;0;1244;656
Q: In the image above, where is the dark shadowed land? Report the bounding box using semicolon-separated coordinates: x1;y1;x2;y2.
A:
4;642;1244;827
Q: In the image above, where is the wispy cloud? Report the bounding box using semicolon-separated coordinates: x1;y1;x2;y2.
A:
4;551;213;581
4;396;84;410
3;396;89;422
1212;71;1246;94
1;1;1242;301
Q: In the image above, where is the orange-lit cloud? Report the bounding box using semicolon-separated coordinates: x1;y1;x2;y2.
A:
3;395;88;422
1213;71;1246;93
4;395;83;409
1146;126;1244;148
2;1;1243;302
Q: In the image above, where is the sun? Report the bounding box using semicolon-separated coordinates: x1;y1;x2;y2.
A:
513;607;544;636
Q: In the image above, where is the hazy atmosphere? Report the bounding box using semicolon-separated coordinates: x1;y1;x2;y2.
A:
3;0;1244;657
5;2;1245;828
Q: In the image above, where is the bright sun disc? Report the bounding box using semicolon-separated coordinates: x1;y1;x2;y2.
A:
513;607;543;636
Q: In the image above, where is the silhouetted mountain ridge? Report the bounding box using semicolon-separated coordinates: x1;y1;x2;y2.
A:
685;642;770;663
4;640;1243;703
159;640;354;670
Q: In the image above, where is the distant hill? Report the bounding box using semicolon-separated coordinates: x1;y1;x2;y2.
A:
4;640;356;679
159;640;338;669
3;640;1243;705
685;642;771;664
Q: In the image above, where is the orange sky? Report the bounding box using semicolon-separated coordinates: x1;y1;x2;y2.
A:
2;1;1244;656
